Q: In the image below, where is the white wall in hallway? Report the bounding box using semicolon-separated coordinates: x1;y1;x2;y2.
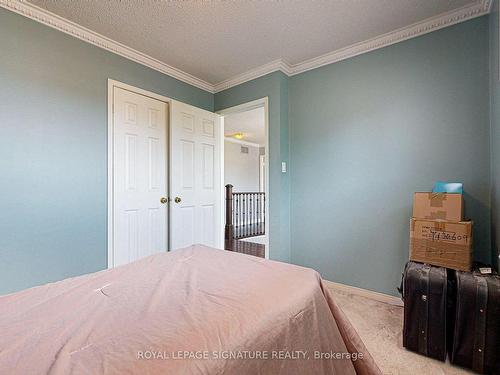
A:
224;140;260;192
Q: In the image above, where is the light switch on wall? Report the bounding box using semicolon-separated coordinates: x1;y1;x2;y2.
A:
281;162;287;173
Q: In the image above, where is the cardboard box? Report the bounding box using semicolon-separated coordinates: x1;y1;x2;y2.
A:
413;192;464;222
409;218;472;271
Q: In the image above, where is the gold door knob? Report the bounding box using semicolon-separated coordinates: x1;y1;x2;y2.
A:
160;197;168;204
174;197;181;203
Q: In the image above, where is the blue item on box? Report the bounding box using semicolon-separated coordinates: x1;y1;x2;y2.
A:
432;182;463;194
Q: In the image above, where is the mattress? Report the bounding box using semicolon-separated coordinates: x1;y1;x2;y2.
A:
0;245;381;374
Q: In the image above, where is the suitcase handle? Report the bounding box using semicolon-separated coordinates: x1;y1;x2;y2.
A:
398;261;411;301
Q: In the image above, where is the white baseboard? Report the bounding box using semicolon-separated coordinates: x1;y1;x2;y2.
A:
324;280;403;307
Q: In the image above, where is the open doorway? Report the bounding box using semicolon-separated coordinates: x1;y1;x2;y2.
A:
217;98;269;259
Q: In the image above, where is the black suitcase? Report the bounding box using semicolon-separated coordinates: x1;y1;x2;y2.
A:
402;262;454;361
451;271;500;374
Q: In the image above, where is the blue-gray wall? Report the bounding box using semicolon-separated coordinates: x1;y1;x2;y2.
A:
214;72;291;262
490;2;500;270
0;8;213;295
289;17;491;296
1;6;495;297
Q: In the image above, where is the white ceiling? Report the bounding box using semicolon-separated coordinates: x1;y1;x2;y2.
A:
28;0;475;86
224;107;266;146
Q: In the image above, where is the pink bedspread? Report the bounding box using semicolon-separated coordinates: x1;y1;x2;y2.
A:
0;245;381;375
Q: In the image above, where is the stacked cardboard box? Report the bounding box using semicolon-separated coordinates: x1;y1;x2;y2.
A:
409;191;472;271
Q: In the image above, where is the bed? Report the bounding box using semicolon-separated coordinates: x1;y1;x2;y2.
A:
0;245;381;374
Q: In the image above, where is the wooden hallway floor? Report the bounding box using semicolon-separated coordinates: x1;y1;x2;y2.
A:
225;239;265;258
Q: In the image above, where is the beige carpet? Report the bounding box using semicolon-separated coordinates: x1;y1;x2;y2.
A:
327;286;474;375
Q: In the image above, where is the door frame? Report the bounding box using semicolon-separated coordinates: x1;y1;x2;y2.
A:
259;154;265;193
216;97;270;259
107;79;173;268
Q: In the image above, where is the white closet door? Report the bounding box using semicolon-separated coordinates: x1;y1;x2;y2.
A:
113;87;168;266
170;100;222;250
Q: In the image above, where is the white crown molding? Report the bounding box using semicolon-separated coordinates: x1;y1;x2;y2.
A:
0;0;215;93
1;0;492;95
289;0;492;76
214;59;292;93
213;0;492;92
